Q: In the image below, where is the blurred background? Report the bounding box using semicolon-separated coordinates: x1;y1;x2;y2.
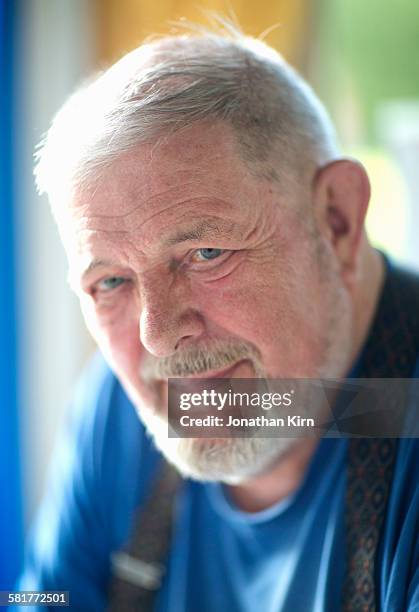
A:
2;0;419;590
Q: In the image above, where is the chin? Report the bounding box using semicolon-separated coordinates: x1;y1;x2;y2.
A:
141;407;296;483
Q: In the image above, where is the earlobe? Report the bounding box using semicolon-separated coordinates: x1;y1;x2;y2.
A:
312;159;371;281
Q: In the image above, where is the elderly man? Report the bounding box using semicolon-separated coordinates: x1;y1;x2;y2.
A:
19;27;419;611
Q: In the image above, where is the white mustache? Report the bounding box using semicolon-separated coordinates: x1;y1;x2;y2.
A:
140;339;263;381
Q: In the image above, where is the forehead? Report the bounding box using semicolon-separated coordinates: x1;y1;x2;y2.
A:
66;122;281;263
76;122;262;206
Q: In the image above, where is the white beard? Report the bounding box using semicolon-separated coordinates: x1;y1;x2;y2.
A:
141;406;297;484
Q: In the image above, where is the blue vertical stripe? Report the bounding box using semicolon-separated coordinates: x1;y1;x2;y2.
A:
0;0;23;589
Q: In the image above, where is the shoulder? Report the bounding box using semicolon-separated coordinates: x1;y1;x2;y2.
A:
17;353;163;605
52;352;162;548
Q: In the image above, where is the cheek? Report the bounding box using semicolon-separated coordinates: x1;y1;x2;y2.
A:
194;257;329;374
194;268;289;340
79;294;143;381
104;321;141;376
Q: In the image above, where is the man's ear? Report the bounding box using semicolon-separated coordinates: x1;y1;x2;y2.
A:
312;159;370;284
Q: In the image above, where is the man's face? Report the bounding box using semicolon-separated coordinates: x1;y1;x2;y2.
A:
65;122;352;482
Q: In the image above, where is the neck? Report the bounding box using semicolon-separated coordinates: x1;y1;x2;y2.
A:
226;243;385;513
225;438;320;513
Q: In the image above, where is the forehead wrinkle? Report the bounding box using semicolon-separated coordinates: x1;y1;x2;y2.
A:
76;194;232;234
82;190;177;220
127;197;238;242
80;180;207;222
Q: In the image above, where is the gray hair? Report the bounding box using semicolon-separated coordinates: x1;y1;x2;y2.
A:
35;26;340;209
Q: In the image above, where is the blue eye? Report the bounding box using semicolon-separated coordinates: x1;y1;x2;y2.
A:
99;277;125;291
196;248;224;261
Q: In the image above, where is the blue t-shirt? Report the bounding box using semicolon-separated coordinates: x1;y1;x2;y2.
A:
18;354;419;611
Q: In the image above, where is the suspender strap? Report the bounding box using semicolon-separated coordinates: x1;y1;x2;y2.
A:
107;460;182;612
342;264;419;611
342;438;398;611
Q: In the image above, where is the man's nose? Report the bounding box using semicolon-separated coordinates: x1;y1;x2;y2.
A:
139;276;205;357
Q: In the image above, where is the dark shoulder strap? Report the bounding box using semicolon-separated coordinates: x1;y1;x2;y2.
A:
107;460;182;612
342;262;419;611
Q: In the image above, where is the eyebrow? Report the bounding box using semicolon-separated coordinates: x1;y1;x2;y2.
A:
164;219;228;246
81;259;117;282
